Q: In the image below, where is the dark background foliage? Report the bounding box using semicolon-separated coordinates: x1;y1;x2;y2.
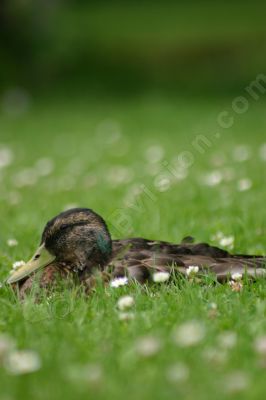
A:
1;0;266;96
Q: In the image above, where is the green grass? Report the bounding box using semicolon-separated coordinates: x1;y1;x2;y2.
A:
0;93;266;399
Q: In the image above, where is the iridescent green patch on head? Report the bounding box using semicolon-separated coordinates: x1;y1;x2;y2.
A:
96;232;112;255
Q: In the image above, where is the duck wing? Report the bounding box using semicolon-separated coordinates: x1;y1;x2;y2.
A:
110;238;266;283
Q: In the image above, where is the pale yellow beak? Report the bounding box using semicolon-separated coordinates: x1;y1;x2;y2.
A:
7;243;56;284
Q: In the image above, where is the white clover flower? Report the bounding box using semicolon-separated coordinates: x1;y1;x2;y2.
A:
7;238;18;247
35;158;54;176
154;175;172;192
106;166;133;187
218;331;237;349
222;167;235;182
259;143;266;161
211;231;224;241
237;178;252;192
77;364;102;384
67;363;103;385
173;320;205;347
11;260;25;271
254;336;266;356
228;280;243;292
0;146;14;169
202;171;223;187
153;271;170;283
233;145;251;162
212;232;235;249
219;235;234;249
210;153;227;167
117;295;134;311
224;371;250;393
166;362;190;383
135;336;162;357
84;364;103;384
12;260;25;271
144;162;161;177
110;277;128;288
8;191;22;206
207;302;218;316
231;272;243;282
145;145;165;164
4;350;41;375
186;266;199;277
209;302;218;310
170;158;189;181
202;347;228;365
118;312;135;322
12;168;38;188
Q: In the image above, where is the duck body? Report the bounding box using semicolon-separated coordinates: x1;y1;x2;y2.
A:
111;238;266;283
7;208;266;296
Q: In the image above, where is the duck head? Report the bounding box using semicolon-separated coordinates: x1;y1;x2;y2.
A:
7;208;112;284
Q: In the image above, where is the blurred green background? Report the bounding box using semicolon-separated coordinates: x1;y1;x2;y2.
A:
1;3;266;400
1;0;266;96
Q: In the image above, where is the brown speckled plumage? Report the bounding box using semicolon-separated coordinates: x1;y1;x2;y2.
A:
14;208;266;297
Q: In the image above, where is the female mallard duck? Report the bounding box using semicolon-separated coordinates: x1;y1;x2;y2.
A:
6;208;266;295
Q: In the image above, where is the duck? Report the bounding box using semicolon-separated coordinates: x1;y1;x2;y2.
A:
6;208;266;296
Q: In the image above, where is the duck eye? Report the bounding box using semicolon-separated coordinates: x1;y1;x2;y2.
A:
34;254;40;260
60;224;69;230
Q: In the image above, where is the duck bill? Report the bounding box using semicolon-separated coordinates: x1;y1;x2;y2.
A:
6;244;56;284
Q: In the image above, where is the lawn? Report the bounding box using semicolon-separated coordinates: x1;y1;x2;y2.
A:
0;92;266;400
